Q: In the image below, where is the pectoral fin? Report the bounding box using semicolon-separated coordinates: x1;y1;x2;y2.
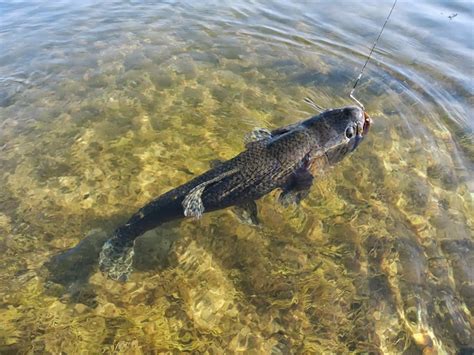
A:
279;168;314;207
182;185;208;219
182;168;239;219
232;200;259;226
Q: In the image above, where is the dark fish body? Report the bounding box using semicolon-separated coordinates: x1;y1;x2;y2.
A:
112;129;311;243
99;106;371;280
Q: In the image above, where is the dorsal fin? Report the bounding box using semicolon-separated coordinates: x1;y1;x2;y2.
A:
244;127;273;148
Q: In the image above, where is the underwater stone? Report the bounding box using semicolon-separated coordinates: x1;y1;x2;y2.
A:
190;51;220;64
149;68;174;89
182;87;204;107
402;179;430;212
124;52;152;71
173;59;197;80
427;164;458;190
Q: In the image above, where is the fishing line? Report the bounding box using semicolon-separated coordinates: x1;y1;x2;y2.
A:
350;0;398;110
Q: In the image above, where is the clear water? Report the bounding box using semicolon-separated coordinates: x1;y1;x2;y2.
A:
0;0;473;353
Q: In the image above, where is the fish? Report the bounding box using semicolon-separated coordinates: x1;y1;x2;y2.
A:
98;106;372;281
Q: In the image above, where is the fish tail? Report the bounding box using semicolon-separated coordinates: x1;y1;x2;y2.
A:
99;193;184;281
98;235;136;282
99;166;238;281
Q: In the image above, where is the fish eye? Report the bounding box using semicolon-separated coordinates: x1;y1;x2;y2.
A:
345;125;355;139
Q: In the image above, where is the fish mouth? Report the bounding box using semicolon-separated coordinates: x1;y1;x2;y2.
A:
351;111;371;152
363;111;372;135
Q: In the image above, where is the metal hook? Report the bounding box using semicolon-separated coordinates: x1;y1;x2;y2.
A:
349;88;365;111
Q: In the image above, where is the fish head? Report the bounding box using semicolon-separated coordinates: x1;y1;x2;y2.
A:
306;106;372;165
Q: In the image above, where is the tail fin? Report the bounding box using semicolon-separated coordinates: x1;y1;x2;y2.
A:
98;235;135;281
98;165;240;281
96;187;179;279
98;197;182;281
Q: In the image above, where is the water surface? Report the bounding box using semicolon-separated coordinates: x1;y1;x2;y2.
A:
0;0;473;353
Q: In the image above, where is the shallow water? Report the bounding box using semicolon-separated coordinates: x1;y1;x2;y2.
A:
0;0;473;353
